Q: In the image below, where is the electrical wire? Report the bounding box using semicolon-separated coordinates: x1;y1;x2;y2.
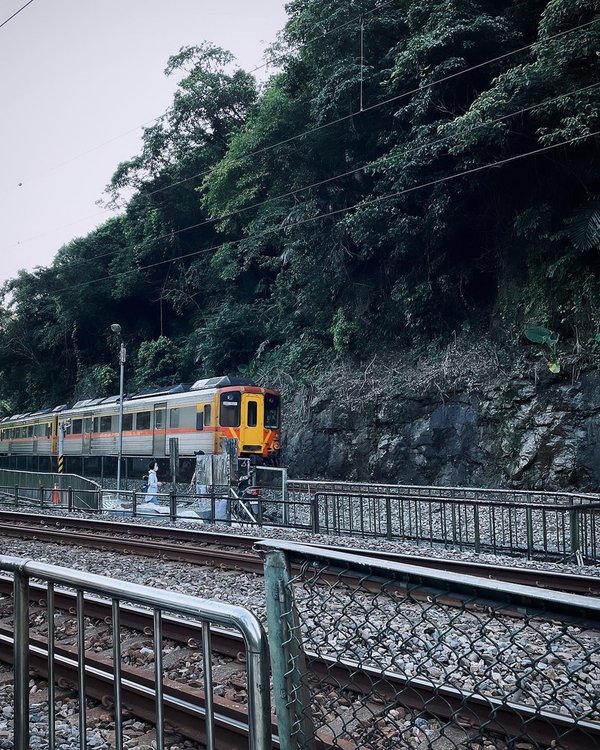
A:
2;0;396;198
47;127;600;295
30;81;598;266
137;17;598;200
0;0;35;30
3;13;595;255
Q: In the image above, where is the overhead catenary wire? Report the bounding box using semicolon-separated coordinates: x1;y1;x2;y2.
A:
136;17;598;200
0;0;35;30
47;127;600;296
28;80;599;268
2;13;595;256
2;14;596;262
2;0;397;200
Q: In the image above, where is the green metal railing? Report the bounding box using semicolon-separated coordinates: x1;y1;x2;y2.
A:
308;492;600;563
0;469;100;510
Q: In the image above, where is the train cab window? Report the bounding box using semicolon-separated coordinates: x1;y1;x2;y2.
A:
265;394;280;428
247;401;258;427
123;413;133;431
155;409;165;430
100;415;112;432
196;412;204;431
136;411;151;430
169;409;179;428
204;404;212;427
220;392;240;427
72;419;83;435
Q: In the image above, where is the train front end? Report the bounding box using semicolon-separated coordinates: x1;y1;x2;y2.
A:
216;384;281;463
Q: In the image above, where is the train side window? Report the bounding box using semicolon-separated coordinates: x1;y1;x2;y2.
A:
204;404;212;426
100;415;112;432
196;412;204;431
170;409;179;428
136;411;151;430
155;409;165;430
220;392;240;427
92;418;99;433
247;401;258;427
123;413;133;431
265;394;280;428
46;422;52;438
72;419;83;435
84;418;93;433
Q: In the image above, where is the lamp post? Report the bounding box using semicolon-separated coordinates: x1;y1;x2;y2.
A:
111;324;126;496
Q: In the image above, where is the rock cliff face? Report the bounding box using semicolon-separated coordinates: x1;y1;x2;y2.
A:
283;370;600;492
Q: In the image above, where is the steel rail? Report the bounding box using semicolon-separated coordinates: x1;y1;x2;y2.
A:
0;522;265;573
1;586;596;750
0;510;599;596
0;626;353;750
0;627;273;750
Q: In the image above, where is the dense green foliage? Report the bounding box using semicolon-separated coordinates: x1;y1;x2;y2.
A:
0;0;598;412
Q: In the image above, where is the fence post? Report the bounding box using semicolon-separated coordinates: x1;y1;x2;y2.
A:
570;501;581;563
473;503;481;554
525;506;534;560
14;485;19;508
67;487;74;512
13;568;30;750
311;493;320;534
169;490;177;522
282;467;289;526
386;496;392;540
262;549;315;750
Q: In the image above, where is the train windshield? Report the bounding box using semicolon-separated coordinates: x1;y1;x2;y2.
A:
220;391;240;427
265;394;280;428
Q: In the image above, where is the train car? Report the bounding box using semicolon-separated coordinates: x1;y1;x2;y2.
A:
0;377;281;474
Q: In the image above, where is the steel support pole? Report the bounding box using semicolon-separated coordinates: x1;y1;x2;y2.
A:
116;342;125;496
14;569;30;750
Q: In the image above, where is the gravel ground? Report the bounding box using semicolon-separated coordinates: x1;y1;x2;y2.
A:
1;509;599;749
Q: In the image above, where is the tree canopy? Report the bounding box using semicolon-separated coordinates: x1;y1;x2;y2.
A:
0;0;598;412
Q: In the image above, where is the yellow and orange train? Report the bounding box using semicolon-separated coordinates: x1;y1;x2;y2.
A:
0;377;281;473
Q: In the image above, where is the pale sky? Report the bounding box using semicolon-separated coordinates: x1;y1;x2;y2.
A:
0;0;288;286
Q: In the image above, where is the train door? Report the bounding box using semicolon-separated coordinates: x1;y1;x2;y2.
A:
240;393;264;453
51;415;59;455
153;405;167;457
82;415;92;455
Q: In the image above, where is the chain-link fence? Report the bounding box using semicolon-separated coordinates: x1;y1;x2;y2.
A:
258;540;600;750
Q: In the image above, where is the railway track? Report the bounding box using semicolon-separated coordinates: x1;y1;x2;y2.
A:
2;579;597;749
1;509;599;597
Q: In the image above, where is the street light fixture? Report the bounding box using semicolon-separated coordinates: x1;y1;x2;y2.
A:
111;324;126;495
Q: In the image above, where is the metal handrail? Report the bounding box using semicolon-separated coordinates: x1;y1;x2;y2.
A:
1;554;272;750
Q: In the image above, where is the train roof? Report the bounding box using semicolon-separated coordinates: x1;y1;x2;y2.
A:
191;376;254;390
0;376;269;422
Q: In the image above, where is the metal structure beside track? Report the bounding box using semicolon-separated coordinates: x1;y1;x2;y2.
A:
0;555;272;750
3;473;600;562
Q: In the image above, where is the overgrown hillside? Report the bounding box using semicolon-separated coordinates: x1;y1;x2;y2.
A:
0;0;598;485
